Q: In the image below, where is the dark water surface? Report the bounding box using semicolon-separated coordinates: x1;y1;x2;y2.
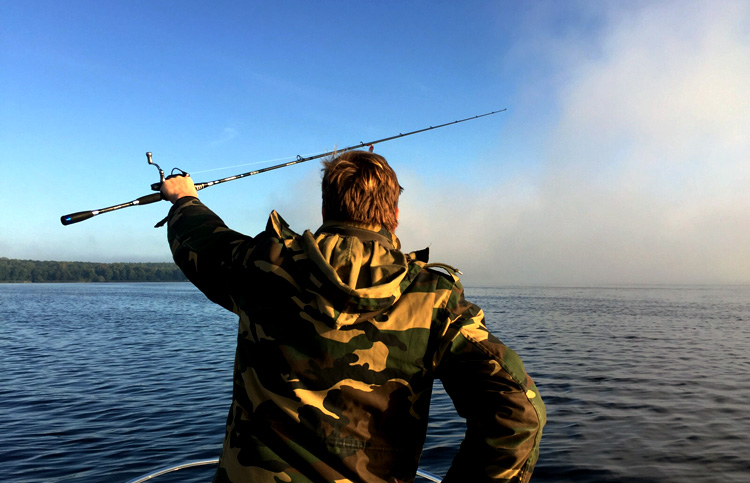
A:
1;283;748;482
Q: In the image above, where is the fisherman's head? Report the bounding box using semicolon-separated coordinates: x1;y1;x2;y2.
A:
321;150;403;232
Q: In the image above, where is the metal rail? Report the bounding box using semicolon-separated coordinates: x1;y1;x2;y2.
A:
125;458;443;482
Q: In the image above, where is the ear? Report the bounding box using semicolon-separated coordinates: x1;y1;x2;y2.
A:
321;206;326;222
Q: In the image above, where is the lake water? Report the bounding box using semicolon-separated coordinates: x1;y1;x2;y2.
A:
1;283;749;482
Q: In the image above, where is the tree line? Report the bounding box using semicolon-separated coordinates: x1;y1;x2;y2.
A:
0;258;187;283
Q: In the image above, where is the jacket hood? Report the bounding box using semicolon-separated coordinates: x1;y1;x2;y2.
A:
267;211;427;328
302;220;426;328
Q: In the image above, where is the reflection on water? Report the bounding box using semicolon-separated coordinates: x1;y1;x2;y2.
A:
1;283;748;482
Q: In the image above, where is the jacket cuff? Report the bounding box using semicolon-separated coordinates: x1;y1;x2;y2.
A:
168;195;199;214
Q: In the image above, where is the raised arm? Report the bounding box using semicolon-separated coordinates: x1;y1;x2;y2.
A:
162;176;255;312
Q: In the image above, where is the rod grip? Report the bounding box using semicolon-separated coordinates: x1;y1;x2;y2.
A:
136;192;164;205
61;211;95;226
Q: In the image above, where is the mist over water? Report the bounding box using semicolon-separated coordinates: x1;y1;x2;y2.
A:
1;283;748;482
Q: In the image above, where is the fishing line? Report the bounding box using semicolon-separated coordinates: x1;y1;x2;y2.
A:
60;108;506;227
189;155;304;175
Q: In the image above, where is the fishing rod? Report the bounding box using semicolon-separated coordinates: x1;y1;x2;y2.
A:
60;108;506;226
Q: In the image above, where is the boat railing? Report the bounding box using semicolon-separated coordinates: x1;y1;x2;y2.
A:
125;458;443;482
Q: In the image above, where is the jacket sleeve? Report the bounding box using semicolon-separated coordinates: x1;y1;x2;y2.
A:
166;197;256;313
435;287;546;483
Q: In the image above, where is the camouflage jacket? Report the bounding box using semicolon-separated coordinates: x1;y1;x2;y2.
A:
166;197;545;483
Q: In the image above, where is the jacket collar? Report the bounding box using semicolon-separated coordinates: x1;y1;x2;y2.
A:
314;220;400;251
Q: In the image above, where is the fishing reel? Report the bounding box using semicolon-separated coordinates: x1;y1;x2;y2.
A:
146;152;189;192
145;152;191;228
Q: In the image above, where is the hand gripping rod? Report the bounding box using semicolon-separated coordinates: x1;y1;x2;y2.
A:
60;108;506;226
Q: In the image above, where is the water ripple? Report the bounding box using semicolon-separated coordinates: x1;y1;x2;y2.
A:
2;284;749;482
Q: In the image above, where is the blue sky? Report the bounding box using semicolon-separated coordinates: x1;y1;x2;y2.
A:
2;1;749;285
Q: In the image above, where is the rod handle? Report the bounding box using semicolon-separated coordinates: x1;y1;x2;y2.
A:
60;211;95;225
136;192;164;205
60;192;163;226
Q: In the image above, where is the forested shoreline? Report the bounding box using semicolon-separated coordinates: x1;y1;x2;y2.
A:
0;258;186;283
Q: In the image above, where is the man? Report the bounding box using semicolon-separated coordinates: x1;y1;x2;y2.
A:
160;150;545;483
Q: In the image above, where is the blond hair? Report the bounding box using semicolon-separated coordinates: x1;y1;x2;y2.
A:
321;150;403;231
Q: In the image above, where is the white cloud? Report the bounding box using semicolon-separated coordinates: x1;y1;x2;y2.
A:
400;1;750;286
210;127;239;145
